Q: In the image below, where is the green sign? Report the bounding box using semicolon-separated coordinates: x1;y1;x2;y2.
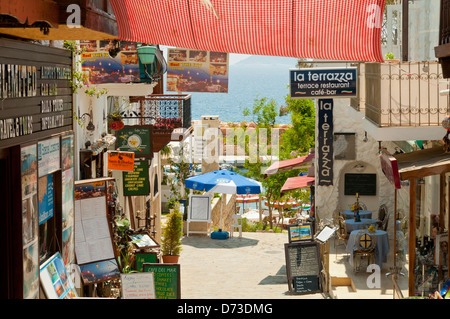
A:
143;263;180;299
135;252;157;272
116;125;153;158
123;161;150;196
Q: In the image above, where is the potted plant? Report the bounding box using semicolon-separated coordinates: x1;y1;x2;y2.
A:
107;112;124;131
160;202;183;263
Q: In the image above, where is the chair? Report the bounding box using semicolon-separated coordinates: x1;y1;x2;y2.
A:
358;202;367;210
353;230;377;272
335;216;349;247
381;213;390;231
230;214;242;238
376;204;387;229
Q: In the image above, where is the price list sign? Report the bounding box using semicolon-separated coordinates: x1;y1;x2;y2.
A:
143;263;181;299
284;242;322;295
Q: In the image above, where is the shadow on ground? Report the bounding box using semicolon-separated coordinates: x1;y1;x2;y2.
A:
181;235;259;249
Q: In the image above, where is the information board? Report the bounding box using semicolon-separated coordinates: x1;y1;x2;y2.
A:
284;242;322;295
121;273;156;299
344;173;377;196
143;263;180;299
116;125;153;159
123;161;150;196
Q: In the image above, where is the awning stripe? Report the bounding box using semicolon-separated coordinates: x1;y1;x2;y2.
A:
109;0;386;62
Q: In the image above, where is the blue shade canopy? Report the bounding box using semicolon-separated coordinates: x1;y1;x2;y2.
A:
185;170;262;195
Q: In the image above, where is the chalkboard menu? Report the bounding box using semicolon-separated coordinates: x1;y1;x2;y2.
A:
284;242;322;295
344;173;377;196
123;161;150;196
116;125;153;159
143;263;180;299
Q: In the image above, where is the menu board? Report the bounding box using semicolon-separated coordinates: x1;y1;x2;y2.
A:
284;242;322;295
123;161;150;196
40;252;77;299
121;273;156;299
143;263;180;299
344;173;377;196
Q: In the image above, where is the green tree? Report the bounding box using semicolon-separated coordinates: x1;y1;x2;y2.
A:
242;96;278;128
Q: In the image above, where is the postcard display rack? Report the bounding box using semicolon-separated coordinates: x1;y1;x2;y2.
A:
74;178;121;286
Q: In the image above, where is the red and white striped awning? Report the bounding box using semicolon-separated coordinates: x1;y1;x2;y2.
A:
109;0;386;62
264;153;315;177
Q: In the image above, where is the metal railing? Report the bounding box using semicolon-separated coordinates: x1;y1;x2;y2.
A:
355;61;450;127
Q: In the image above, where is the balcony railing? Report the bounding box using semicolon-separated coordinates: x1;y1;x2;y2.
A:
127;94;192;130
354;61;450;127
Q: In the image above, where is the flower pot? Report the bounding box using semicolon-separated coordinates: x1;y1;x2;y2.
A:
162;255;180;263
109;120;124;131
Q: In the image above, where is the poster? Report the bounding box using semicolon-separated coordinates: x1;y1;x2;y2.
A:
40;252;78;299
116;126;153;158
80;40;140;84
62;169;75;265
79;259;121;285
166;48;229;93
38;174;54;225
38;137;60;177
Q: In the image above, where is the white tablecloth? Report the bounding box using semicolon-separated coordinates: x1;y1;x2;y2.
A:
346;230;390;268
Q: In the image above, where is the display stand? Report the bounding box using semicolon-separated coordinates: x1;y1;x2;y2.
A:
186;195;212;237
74;177;121;286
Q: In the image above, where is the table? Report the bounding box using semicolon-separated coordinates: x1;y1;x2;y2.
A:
341;210;372;219
346;229;390;268
344;218;378;233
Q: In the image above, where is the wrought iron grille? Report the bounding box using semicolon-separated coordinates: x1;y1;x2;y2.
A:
362;61;450;127
122;94;192;130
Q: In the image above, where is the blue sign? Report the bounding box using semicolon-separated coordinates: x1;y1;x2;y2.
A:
290;68;357;99
38;174;54;225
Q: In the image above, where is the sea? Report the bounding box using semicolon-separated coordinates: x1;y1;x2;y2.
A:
163;54;299;124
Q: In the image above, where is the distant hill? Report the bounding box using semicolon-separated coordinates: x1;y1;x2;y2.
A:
234;55;298;67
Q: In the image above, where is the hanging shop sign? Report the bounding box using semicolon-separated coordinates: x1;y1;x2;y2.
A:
317;99;333;186
290;67;357;99
80;40;140;84
380;150;401;189
123;160;150;196
107;151;135;171
116;125;153;159
166;48;229;93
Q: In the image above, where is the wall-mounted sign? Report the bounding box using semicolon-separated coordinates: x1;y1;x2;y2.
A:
290;67;357;99
116;125;153;159
166;48;229;93
107;151;135;171
317;99;333;186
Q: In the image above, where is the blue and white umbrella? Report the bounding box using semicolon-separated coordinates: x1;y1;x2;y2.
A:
185;170;262;235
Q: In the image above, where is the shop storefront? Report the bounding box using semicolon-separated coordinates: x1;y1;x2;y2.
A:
0;38;74;298
395;146;450;297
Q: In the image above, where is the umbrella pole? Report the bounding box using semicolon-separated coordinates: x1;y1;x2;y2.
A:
219;193;224;232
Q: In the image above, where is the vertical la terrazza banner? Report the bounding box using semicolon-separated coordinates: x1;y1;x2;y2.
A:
166;48;229;93
318;99;333;186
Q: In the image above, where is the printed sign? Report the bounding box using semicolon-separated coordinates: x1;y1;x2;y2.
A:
166;48;229;93
38;174;54;225
80;40;140;84
107;151;135;171
39;252;78;299
317;99;333;186
116;125;153;158
290;67;357;99
38;137;60;177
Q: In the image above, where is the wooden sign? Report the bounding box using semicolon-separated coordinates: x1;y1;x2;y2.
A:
143;263;180;299
121;273;156;299
284;242;322;295
123;160;150;195
107;151;135;171
116;125;153;159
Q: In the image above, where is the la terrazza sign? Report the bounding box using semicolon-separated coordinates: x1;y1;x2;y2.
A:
290;67;357;99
